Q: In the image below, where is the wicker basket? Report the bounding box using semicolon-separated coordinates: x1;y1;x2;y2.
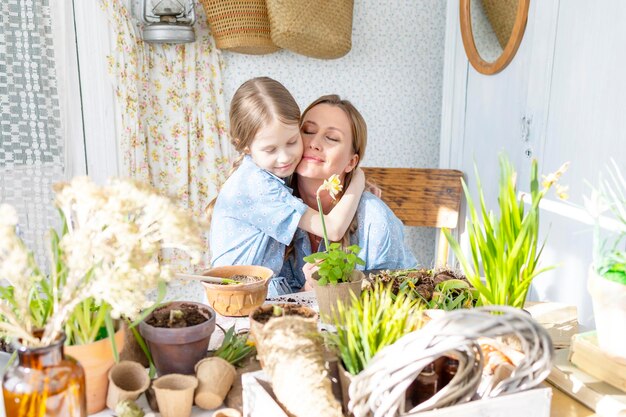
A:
481;0;518;49
201;0;280;55
266;0;354;59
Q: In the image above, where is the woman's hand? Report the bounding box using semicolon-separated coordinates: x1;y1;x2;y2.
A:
302;261;320;291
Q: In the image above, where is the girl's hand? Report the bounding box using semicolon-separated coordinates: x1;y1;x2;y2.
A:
302;261;320;291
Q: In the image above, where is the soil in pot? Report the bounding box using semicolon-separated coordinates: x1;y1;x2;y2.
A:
146;303;209;328
223;274;262;284
251;304;317;324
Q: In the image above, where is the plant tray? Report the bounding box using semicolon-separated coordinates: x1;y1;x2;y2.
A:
242;370;552;417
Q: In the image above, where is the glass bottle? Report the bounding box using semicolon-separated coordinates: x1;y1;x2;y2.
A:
2;332;86;417
407;362;439;408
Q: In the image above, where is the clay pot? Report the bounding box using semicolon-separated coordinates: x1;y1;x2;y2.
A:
194;357;237;409
152;374;198;417
313;270;365;323
249;303;317;365
139;301;216;375
106;360;150;409
337;361;354;415
65;326;126;414
201;265;273;316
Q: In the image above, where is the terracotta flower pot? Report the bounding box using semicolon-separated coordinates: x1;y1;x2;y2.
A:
249;303;318;365
194;356;237;409
202;265;273;316
65;326;126;414
588;265;626;360
139;301;216;375
106;360;150;409
152;374;198;417
313;270;364;323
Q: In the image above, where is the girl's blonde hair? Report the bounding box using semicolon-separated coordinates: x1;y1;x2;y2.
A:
206;77;301;224
297;94;368;249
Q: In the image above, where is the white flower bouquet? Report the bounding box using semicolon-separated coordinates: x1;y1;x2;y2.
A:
0;177;204;348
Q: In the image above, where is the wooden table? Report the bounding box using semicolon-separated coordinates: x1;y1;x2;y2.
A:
549;383;597;417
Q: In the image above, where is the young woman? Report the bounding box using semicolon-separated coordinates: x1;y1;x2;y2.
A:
281;95;418;291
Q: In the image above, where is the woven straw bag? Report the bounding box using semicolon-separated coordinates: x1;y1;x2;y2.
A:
266;0;354;59
201;0;280;55
481;0;518;49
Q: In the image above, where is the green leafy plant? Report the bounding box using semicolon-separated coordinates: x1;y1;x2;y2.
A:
303;174;365;285
327;282;423;375
588;160;626;285
443;154;568;308
408;279;477;310
214;325;256;366
304;243;364;285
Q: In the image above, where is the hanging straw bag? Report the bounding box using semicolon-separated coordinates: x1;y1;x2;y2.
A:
201;0;280;54
266;0;354;59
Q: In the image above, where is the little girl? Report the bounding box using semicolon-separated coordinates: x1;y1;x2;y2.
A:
207;77;364;296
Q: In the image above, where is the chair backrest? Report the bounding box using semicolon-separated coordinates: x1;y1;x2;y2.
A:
362;167;464;266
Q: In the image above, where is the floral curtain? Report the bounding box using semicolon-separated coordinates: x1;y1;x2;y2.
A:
100;0;233;277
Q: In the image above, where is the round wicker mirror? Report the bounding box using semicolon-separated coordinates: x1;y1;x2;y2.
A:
460;0;530;75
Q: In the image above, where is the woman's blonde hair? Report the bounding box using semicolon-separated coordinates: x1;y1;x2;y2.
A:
206;77;301;224
299;94;367;249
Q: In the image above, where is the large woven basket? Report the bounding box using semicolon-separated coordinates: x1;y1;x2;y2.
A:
266;0;354;59
481;0;518;49
201;0;280;55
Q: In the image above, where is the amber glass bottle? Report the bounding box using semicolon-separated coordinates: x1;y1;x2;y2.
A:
2;333;86;417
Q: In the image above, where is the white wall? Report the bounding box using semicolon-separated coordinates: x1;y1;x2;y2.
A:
221;0;448;266
441;0;626;328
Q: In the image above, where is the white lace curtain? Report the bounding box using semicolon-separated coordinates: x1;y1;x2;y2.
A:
0;0;65;266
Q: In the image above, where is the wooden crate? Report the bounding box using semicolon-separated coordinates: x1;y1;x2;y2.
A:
569;332;626;392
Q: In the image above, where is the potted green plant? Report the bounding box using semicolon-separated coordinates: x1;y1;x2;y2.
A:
586;160;626;360
443;154;569;308
194;325;256;409
139;301;216;376
327;282;424;411
0;177;204;415
303;174;366;321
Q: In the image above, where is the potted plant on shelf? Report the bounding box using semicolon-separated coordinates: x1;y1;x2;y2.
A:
586;159;626;360
303;174;366;321
194;325;256;409
0;177;204;416
443;154;569;308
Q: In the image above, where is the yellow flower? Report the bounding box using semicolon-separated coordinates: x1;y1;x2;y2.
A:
542;161;570;189
555;184;569;200
317;174;343;200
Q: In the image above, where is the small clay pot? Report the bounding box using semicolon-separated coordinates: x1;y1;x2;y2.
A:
313;269;365;323
194;357;237;409
201;265;273;316
152;374;198;417
106;360;150;409
139;301;216;375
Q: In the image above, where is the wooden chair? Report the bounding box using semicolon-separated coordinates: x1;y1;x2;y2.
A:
361;167;464;267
